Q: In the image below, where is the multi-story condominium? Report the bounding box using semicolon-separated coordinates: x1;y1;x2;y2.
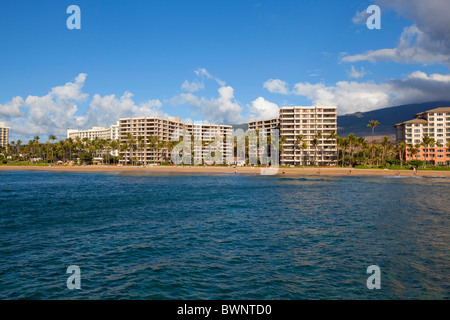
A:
249;106;338;166
0;122;10;149
67;122;119;141
248;118;280;132
185;122;234;164
110;122;120;141
247;118;280;164
118;117;233;165
280;106;337;166
395;107;450;166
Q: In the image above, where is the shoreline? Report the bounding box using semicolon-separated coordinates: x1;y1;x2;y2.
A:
1;165;450;177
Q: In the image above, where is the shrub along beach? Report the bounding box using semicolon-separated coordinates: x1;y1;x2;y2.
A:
1;121;450;176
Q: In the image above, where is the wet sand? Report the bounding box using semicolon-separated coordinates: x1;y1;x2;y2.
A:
1;165;449;177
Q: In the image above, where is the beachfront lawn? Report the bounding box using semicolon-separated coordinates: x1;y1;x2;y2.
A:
0;161;50;166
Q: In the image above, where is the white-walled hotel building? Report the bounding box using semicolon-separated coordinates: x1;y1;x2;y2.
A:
249;106;338;166
118;117;233;164
67;122;119;141
395;107;450;165
0;122;10;149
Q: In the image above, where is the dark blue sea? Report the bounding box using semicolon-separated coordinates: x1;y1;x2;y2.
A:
0;171;449;299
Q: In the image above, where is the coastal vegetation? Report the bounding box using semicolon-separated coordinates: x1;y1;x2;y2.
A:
1;120;450;170
0;136;120;166
336;120;449;169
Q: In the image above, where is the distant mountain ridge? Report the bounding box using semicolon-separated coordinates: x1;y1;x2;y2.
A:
337;101;450;137
230;101;450;138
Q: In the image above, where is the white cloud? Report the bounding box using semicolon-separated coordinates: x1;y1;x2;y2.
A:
87;92;167;128
0;96;25;118
12;73;89;138
352;9;368;25
194;68;226;87
169;92;202;109
249;97;279;120
348;66;367;79
181;80;205;92
1;74;168;141
293;81;391;115
345;1;450;65
265;71;450;115
170;68;249;124
140;99;163;109
171;85;244;124
343;25;449;64
263;79;289;94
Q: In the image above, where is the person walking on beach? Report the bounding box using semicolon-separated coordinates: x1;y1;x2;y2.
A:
317;168;320;175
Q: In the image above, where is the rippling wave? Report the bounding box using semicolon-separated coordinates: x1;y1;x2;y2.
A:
0;171;449;299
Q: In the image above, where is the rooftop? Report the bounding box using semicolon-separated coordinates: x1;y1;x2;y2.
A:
394;118;428;126
416;107;450;115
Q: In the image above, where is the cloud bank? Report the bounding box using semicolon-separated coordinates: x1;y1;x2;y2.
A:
0;74;167;141
345;0;450;65
264;71;450;115
1;70;281;141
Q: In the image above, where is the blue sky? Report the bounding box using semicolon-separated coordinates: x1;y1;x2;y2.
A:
1;0;450;141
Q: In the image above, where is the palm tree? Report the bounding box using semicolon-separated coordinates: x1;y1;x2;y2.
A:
147;135;160;164
110;139;119;165
157;140;167;163
58;140;66;163
421;135;435;167
166;140;179;164
278;135;287;165
315;131;323;166
125;133;136;165
120;143;128;164
15;140;21;159
66;138;74;163
381;136;390;165
48;134;57;164
295;135;304;166
300;142;308;167
409;144;419;164
32;136;40;161
397;141;407;167
326;131;338;166
367;120;380;165
311;137;319;166
367;120;380;143
137;136;145;165
348;133;357;167
339;137;349;167
358;137;368;164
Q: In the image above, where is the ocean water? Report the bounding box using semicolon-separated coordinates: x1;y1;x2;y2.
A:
0;170;449;300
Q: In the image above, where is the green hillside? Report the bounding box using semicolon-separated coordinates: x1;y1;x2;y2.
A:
337;101;450;137
230;101;450;138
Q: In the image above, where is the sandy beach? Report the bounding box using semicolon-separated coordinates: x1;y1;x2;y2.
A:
1;165;450;177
